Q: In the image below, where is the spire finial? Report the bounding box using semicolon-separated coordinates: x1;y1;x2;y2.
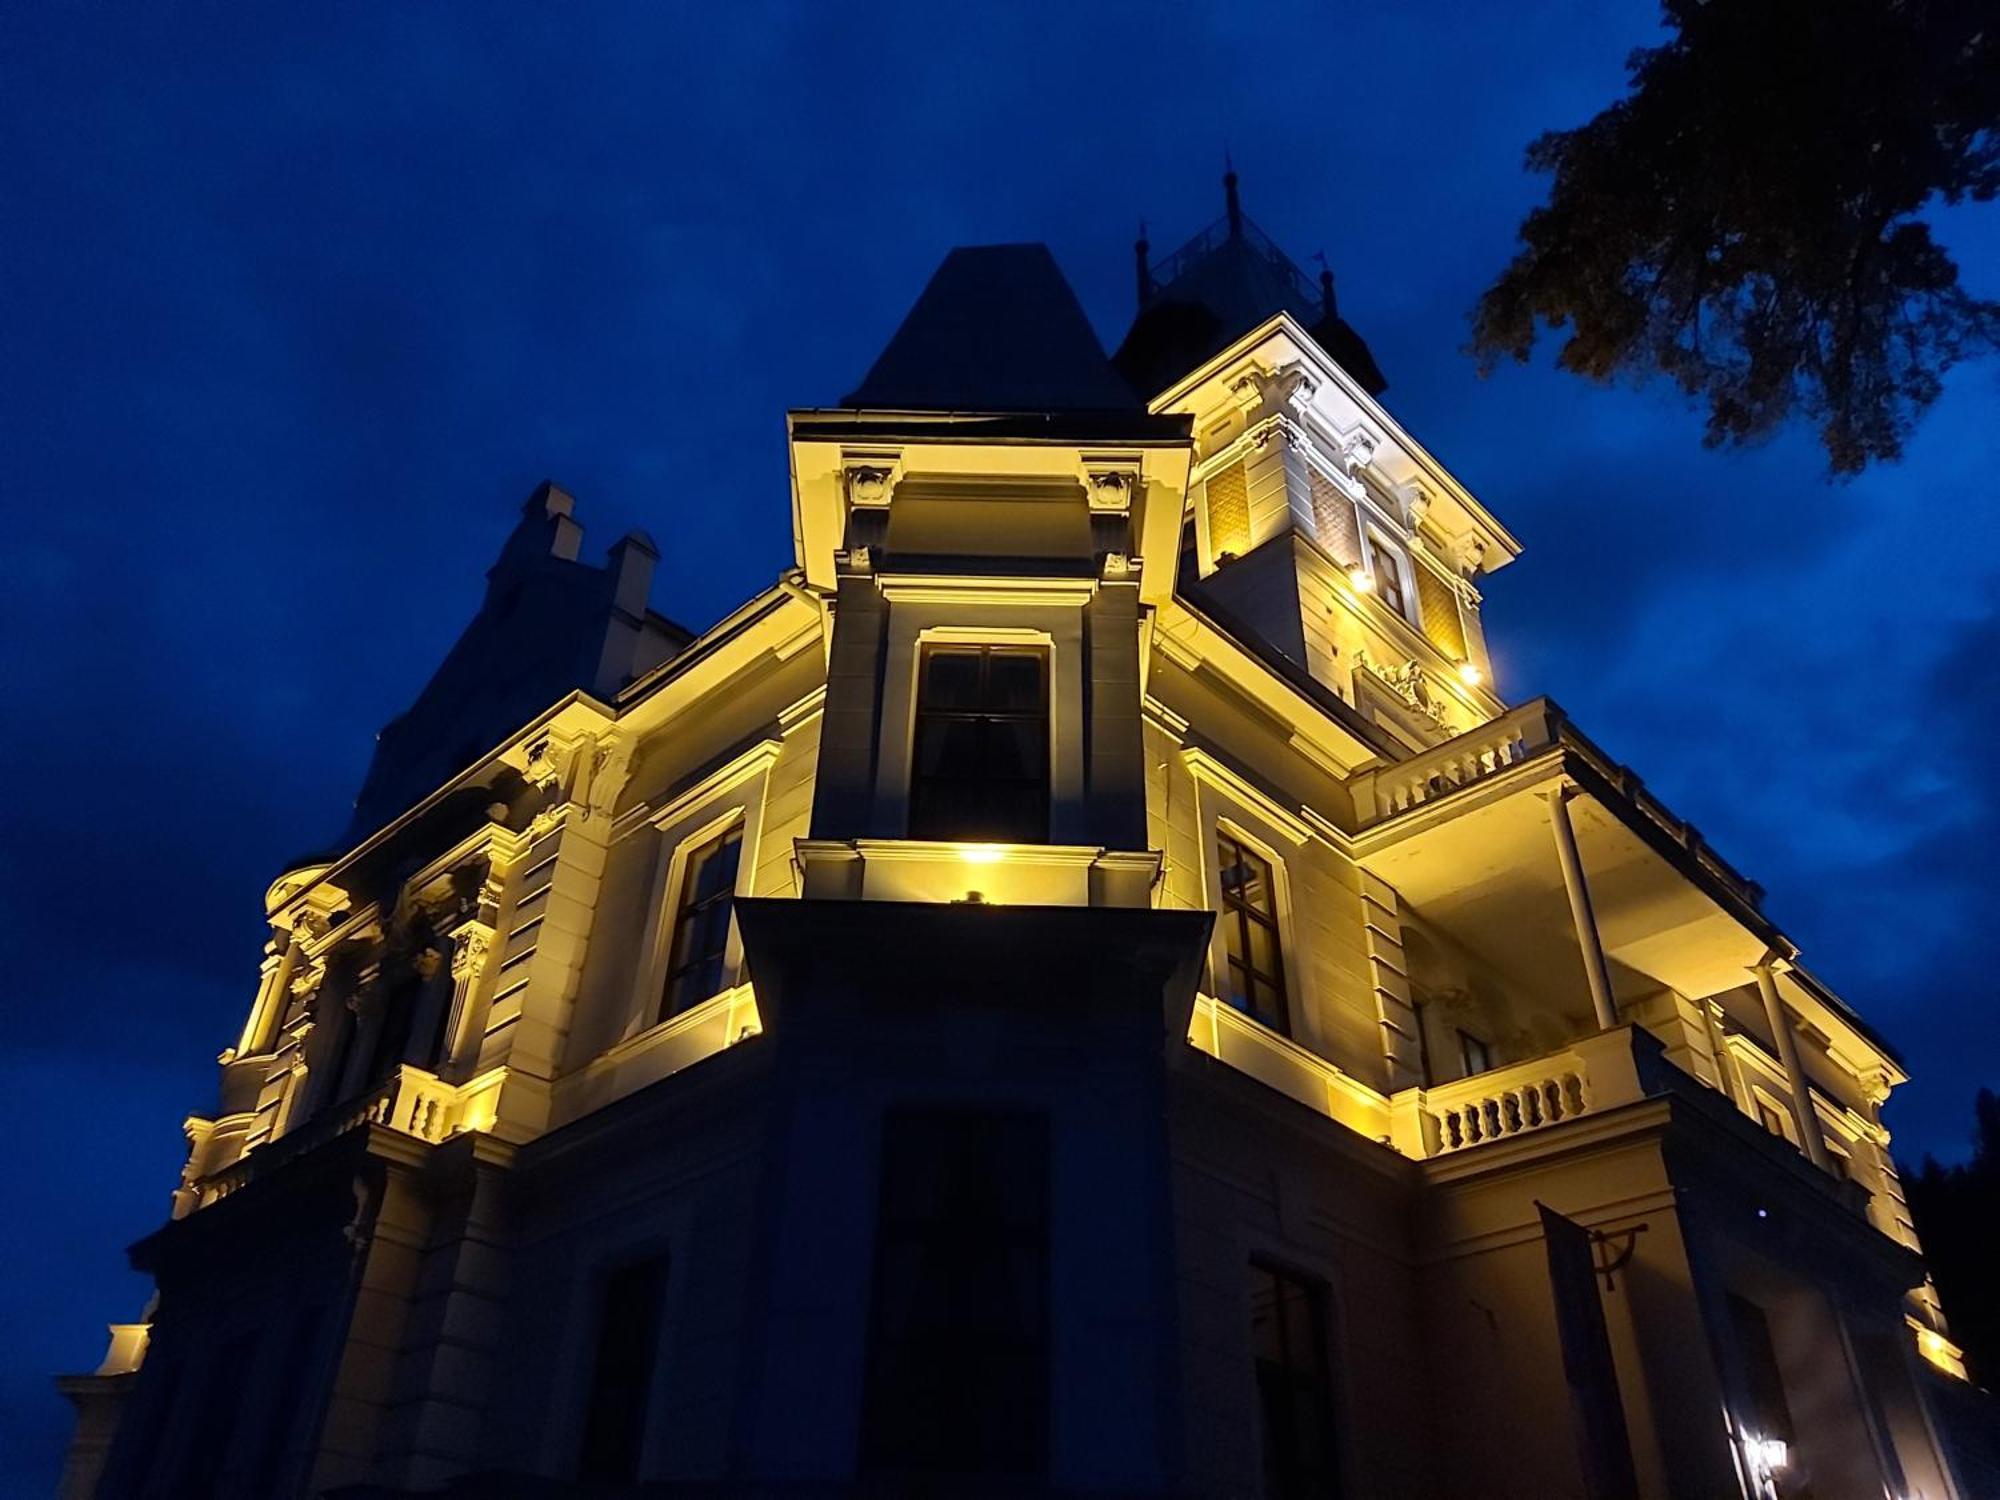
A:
1134;219;1153;310
1314;251;1336;318
1223;151;1241;240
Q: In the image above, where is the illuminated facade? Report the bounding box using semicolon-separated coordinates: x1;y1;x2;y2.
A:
63;181;1977;1499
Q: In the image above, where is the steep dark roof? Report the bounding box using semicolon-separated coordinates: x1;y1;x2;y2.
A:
842;244;1140;412
1114;193;1387;400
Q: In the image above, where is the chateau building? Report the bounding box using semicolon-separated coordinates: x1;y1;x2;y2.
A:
61;179;1981;1499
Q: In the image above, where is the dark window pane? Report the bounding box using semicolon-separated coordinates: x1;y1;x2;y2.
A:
923;649;985;710
578;1256;669;1484
1250;1263;1339;1499
862;1108;1049;1479
1727;1293;1794;1445
1218;836;1289;1035
909;646;1050;843
661;824;742;1018
985;651;1045;711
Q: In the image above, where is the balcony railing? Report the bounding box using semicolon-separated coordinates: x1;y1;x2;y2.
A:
1147;211;1327;316
1389;1025;1665;1160
1425;1055;1591;1154
1349;699;1765;914
1351;700;1556;824
192;1063;504;1210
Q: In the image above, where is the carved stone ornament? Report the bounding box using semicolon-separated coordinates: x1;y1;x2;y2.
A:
836;545;873;575
1100;552;1139;581
1406;488;1432;527
450;923;494;984
289;958;327;1002
527;801;567;842
1085;469;1136;512
1341;426;1380;474
1456;535;1489;579
1250;417;1306;453
524;734;564;791
846;466;892;506
1354;649;1449;728
1233;363;1317;416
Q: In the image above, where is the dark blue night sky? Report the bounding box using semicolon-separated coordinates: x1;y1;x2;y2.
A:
3;3;1996;1487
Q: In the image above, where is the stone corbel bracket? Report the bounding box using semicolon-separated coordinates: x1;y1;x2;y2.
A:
1080;455;1142;514
840;448;904;510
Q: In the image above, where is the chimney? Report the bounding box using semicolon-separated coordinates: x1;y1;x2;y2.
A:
1224;166;1242;240
489;479;584;592
1320;266;1338;321
1134;222;1152;310
606;530;658;618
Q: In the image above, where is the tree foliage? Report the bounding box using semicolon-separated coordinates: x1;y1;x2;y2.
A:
1472;0;1999;473
1905;1089;2000;1386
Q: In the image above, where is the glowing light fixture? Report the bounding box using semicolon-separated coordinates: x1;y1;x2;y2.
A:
1346;563;1374;594
1746;1435;1788;1473
1456;660;1483;687
959;844;1004;865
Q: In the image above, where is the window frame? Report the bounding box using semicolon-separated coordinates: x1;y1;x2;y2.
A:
657;816;746;1022
907;640;1053;845
860;1106;1052;1480
573;1250;672;1486
1362;528;1413;624
1247;1258;1343;1500
1215;828;1292;1036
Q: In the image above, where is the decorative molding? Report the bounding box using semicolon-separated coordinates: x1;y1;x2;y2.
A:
1354;649;1450;728
1081;462;1139;513
844;465;893;507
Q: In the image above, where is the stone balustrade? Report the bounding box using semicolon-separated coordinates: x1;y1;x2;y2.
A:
195;1063;507;1209
1388;1025;1663;1160
1351;700;1558;824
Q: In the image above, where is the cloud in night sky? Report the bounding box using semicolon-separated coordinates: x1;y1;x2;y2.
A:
2;2;1995;1487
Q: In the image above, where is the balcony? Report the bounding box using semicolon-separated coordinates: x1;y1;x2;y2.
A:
1349;698;1764;916
187;1063;506;1213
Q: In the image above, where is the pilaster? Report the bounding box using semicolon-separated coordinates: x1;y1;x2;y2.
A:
478;727;633;1141
1359;869;1423;1092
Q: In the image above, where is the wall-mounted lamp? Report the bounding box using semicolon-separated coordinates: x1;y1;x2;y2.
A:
1456;660;1483;687
959;844;1003;865
1346;563;1374;594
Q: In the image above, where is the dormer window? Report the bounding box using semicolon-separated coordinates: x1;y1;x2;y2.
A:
909;645;1050;843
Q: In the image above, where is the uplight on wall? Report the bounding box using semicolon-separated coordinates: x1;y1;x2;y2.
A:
1456;660;1483;688
959;844;1004;865
1345;563;1374;594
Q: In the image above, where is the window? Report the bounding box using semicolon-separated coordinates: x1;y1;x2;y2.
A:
861;1108;1050;1478
661;823;743;1018
577;1255;669;1484
1457;1030;1493;1078
1367;536;1408;620
1726;1293;1795;1449
908;645;1050;843
1217;832;1289;1034
1249;1262;1340;1499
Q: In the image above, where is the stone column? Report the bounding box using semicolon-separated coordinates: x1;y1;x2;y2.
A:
1752;959;1831;1170
1546;785;1619;1031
